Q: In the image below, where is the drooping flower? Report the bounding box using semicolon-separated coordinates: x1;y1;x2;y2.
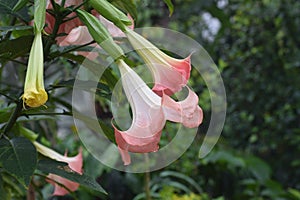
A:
22;31;48;107
114;60;203;165
125;29;191;96
33;142;83;196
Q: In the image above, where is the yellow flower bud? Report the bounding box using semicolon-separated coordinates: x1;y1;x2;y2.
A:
22;31;48;107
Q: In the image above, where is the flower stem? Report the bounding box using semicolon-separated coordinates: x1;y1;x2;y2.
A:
1;100;23;137
144;154;152;200
145;171;152;200
26;181;35;200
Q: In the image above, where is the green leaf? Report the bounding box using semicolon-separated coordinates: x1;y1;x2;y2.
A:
0;137;37;187
163;0;174;16
37;159;107;194
12;0;28;12
0;35;33;63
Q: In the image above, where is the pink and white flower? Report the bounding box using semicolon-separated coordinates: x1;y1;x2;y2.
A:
114;60;202;165
33;142;83;196
125;29;191;96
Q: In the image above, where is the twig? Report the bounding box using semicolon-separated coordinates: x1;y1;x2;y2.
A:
1;99;23;138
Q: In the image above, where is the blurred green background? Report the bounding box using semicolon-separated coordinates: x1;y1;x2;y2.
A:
110;0;300;199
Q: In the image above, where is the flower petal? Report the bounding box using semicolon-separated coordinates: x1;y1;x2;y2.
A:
64;148;83;175
34;142;83;196
126;30;191;96
117;147;131;165
22;89;48;108
59;26;93;46
46;149;83;196
114;60;166;165
47;174;80;196
162;87;203;128
59;26;99;59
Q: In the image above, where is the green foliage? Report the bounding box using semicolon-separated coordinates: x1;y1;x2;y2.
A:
0;0;299;199
144;0;299;198
0;137;37;187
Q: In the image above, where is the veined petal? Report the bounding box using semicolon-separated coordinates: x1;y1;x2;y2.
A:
114;60;165;165
162;87;203;128
126;29;191;96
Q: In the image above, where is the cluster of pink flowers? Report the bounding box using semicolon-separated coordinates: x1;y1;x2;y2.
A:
39;0;203;196
44;0;131;59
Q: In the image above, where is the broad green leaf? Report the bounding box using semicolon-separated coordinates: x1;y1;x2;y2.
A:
0;137;37;187
37;159;107;194
34;0;46;32
0;35;33;63
12;0;28;12
163;0;174;16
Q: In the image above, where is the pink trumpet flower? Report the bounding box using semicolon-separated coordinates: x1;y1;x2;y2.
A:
33;142;83;196
125;29;191;96
114;60;203;165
